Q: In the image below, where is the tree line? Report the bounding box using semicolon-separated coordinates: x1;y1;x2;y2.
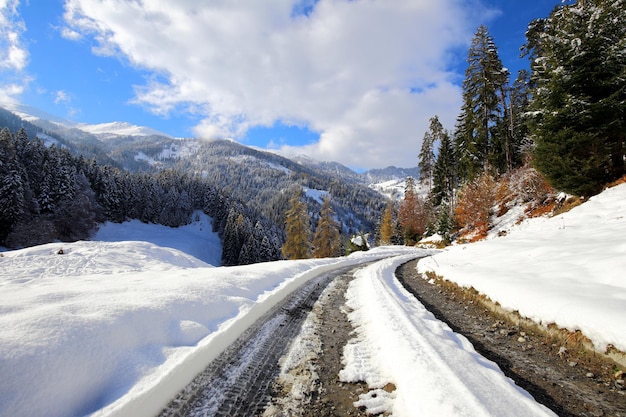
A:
0;127;283;265
280;189;362;260
381;0;625;245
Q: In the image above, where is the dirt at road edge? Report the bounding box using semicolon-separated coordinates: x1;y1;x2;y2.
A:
396;259;625;417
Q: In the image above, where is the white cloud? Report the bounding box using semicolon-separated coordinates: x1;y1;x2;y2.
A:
0;0;29;104
54;90;71;104
62;0;491;168
60;26;82;41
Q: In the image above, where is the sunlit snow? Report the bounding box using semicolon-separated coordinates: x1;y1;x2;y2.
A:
0;183;623;417
418;183;626;353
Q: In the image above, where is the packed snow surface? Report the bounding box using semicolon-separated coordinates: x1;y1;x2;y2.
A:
418;182;626;353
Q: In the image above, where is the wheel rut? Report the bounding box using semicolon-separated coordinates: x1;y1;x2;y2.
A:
157;264;361;417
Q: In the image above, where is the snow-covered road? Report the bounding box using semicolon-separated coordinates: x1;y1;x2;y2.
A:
340;254;557;417
0;243;556;417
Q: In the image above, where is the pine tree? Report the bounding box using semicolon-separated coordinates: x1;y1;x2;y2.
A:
457;25;510;179
0;129;26;242
431;130;456;208
509;69;532;165
282;190;311;260
523;0;626;196
312;197;341;258
222;209;246;266
418;116;444;190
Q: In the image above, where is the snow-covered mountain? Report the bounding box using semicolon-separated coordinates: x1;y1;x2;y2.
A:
3;103;78;127
2;103;171;139
1;104;420;202
76;120;171;139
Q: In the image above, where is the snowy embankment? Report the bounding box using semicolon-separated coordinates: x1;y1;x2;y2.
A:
0;220;420;417
418;182;626;354
341;255;556;417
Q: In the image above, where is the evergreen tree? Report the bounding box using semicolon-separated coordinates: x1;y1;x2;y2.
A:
281;190;311;259
312;196;341;258
222;209;248;266
435;202;454;243
431;130;456;208
457;25;510;179
523;0;626;196
418;116;444;190
0;129;26;241
510;69;532;164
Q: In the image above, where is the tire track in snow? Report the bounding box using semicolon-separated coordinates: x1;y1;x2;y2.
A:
157;266;354;417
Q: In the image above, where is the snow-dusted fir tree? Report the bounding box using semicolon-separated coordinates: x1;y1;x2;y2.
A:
312;196;341;258
523;0;625;196
431;130;456;208
418;115;444;190
281;190;311;260
456;25;510;180
0;128;26;241
222;209;251;266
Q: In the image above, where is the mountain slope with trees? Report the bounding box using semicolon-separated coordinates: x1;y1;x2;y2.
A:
398;0;624;246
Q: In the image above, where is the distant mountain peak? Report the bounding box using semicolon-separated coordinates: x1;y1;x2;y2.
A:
3;103;77;127
3;103;171;139
77;121;171;139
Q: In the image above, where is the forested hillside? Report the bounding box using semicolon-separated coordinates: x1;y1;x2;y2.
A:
390;0;625;246
0;127;284;265
0;118;392;265
175;139;387;236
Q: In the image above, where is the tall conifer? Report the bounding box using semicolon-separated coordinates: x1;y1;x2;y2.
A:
457;25;510;180
524;0;625;196
282;190;311;259
312;197;341;258
419;116;444;190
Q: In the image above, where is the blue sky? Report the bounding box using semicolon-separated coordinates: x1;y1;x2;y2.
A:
0;0;561;169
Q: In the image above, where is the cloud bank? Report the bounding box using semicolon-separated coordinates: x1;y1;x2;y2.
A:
7;0;490;169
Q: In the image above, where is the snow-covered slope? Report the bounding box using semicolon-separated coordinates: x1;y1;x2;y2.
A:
77;121;171;139
93;212;221;265
4;103;171;139
418;182;626;353
3;103;77;127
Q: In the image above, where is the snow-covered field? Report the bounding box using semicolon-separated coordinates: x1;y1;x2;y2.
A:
0;224;420;417
418;182;626;354
93;212;222;266
0;183;623;417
